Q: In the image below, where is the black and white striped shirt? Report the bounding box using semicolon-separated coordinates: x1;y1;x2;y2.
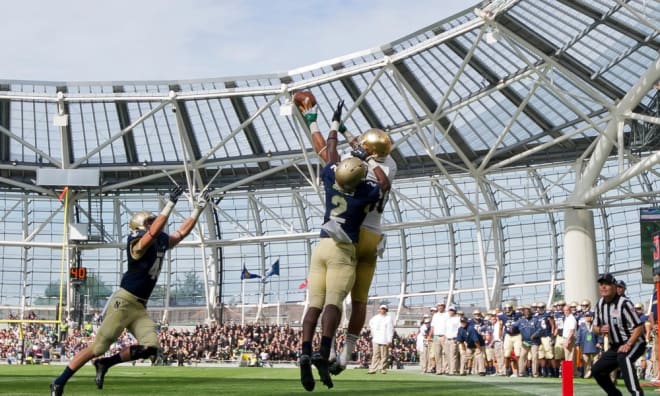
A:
595;294;644;346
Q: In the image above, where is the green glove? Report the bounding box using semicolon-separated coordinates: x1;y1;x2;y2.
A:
302;107;317;126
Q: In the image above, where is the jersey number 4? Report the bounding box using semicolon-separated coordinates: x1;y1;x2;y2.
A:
148;251;165;280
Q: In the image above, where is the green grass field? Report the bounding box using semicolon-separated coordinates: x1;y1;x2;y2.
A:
0;364;651;395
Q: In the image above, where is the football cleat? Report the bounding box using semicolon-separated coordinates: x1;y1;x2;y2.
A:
311;352;334;389
328;357;346;376
94;360;109;389
299;354;315;392
49;383;64;396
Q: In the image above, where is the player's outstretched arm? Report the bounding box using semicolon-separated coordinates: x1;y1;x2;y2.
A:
168;189;210;248
134;185;184;256
312;99;347;163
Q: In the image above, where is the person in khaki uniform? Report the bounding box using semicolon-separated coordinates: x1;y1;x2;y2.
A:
428;302;448;374
368;305;395;374
444;306;461;375
51;186;208;396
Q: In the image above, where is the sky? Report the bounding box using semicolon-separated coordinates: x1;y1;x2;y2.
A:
1;0;473;82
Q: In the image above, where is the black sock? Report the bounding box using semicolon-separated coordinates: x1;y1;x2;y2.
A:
302;341;312;356
54;366;75;386
320;336;332;359
101;353;123;368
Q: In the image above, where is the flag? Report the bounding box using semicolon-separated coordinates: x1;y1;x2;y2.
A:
298;279;308;289
262;259;280;282
58;187;69;202
240;264;261;280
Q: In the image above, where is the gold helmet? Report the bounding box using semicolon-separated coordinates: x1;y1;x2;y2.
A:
358;128;392;160
335;157;367;192
581;299;591;307
634;302;644;310
129;211;156;231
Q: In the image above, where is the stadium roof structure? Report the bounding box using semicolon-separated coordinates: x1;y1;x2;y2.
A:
0;0;657;324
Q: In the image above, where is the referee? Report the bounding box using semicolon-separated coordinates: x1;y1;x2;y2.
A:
592;273;646;396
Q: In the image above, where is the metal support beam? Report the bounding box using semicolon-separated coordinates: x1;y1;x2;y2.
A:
225;81;268;171
435;27;571;150
387;50;478;162
169;84;202;161
0;84;10;162
112;86;139;163
56;86;73;167
557;0;659;52
497;13;627;103
573;57;660;203
332;66;406;166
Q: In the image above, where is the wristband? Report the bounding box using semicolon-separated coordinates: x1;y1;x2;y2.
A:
191;207;202;221
304;113;317;125
160;201;175;217
331;120;340;132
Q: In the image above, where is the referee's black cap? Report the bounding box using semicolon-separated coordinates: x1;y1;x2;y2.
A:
597;273;617;285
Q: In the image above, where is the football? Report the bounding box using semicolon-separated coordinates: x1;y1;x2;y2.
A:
293;91;316;111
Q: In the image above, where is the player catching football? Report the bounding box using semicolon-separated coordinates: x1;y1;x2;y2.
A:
296;91;391;391
298;91;397;376
50;186;210;396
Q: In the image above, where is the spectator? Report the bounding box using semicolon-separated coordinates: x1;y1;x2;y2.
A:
576;311;600;379
368;305;394;374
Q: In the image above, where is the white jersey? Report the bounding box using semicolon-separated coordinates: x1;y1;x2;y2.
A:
341;151;397;233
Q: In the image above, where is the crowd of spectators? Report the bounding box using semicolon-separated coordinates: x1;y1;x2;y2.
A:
0;315;419;367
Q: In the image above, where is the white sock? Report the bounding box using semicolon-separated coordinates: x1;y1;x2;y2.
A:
339;333;359;367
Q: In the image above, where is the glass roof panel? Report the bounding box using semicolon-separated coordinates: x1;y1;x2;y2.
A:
127;102;182;163
69;102;126;165
10;101;60;163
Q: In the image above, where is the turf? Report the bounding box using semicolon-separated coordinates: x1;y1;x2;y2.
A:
0;364;646;395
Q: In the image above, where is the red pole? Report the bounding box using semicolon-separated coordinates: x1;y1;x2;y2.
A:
656;280;660;383
562;360;573;396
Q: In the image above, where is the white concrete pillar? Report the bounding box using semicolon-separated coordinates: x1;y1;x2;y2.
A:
563;208;599;305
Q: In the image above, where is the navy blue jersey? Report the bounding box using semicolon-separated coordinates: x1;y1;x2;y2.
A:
535;311;554;337
499;312;521;334
513;316;540;344
319;162;381;243
457;324;485;348
120;230;170;301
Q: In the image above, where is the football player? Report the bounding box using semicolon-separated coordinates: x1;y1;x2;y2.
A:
499;302;522;377
300;95;397;376
50;186;209;396
298;97;391;391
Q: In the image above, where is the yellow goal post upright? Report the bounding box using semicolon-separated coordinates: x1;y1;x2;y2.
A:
0;186;70;363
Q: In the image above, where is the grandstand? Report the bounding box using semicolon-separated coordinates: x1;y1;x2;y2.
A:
0;0;657;334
